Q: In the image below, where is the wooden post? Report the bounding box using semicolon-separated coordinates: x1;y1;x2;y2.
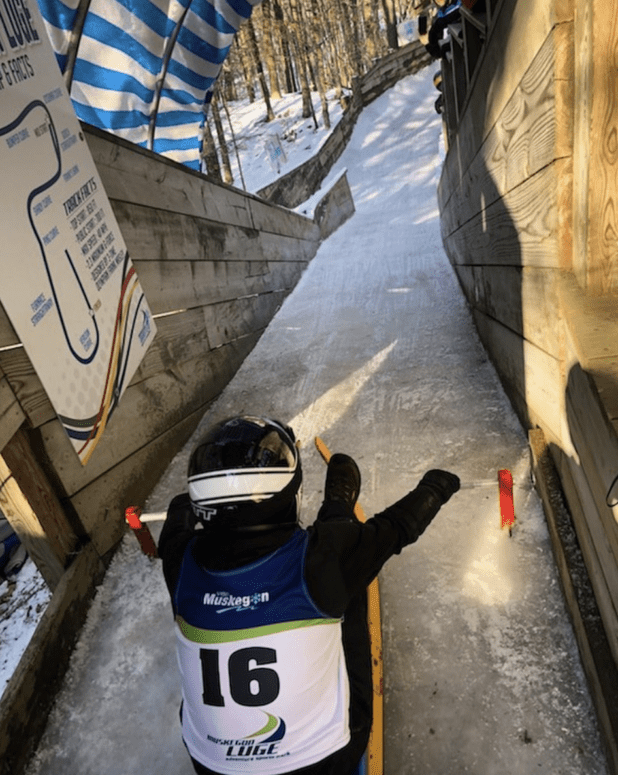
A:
0;428;79;590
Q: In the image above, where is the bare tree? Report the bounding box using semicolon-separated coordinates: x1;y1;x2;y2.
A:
210;91;233;184
287;0;314;121
381;0;399;49
299;0;330;128
363;0;380;62
201;113;222;181
246;16;275;121
260;1;282;100
273;0;297;93
235;30;256;102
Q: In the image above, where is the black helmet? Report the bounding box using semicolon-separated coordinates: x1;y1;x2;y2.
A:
188;416;302;531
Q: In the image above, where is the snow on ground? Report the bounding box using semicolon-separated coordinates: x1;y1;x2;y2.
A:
219;88;346;194
22;67;608;774
0;559;51;695
0;87;346;701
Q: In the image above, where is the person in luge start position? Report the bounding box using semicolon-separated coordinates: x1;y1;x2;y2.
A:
158;415;460;775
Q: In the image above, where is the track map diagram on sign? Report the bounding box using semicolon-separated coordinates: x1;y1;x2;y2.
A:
0;0;156;464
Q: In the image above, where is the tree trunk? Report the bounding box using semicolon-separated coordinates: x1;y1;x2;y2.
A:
235;29;256;102
381;0;399;49
261;0;281;100
347;0;364;74
302;0;330;128
363;0;379;62
201;114;222;181
273;0;297;93
210;93;233;184
221;63;237;102
246;16;275;121
288;0;314;120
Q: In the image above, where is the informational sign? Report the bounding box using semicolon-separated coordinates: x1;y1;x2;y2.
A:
265;134;287;174
397;18;418;43
0;0;156;465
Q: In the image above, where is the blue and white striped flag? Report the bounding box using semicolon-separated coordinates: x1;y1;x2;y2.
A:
37;0;261;170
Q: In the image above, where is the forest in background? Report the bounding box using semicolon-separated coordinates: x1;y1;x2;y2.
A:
202;0;432;182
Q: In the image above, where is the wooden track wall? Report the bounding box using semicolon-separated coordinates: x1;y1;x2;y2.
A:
437;0;618;716
0;127;320;569
438;0;573;440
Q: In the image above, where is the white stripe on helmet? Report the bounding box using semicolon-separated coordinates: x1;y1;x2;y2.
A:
189;468;296;506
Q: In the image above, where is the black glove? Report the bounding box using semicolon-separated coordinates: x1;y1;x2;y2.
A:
420;469;460;504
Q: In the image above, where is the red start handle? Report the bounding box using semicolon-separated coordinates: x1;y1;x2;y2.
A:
125;506;158;558
498;469;515;531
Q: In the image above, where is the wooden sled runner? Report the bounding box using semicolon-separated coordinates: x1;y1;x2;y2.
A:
315;437;383;775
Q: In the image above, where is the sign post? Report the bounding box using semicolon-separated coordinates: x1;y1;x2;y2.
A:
0;0;156;465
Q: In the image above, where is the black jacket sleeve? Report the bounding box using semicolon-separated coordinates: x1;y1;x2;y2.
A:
305;471;459;617
157;492;198;604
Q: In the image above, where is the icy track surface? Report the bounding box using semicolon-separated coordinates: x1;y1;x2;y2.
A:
26;68;608;775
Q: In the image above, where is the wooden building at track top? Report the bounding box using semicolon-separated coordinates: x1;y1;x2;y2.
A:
434;0;618;768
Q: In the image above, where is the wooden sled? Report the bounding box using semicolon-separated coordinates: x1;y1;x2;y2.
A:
315;437;383;775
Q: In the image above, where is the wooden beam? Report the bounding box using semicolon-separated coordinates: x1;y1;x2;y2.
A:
586;0;618;293
441;160;564;270
565;363;618;578
530;428;618;775
470;307;564;440
439;24;571;229
572;0;593;288
1;427;79;554
0;453;65;590
0;304;19;349
0;348;55;430
0;542;106;775
0;373;25;454
454;264;563;356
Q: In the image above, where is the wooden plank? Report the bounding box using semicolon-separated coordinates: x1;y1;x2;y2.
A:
589;360;618;422
86;125;318;244
111;200;315;268
247;196;321;243
110;200;252;264
0;267;305;430
0;454;65;590
572;0;593;287
0;374;26;454
134;293;290;383
441;160;563;269
440;25;569;231
0;347;55;429
313;171;356;240
202;292;287;350
586;0;618;293
565;363;618;563
530;429;618;775
133;308;211;383
470;307;564;440
455;265;562;355
2;427;78;560
555;447;618;671
38;335;261;498
84;126;255;230
133;258;306;316
0;542;106;775
0;304;19;349
558;271;618;363
448;0;572;191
